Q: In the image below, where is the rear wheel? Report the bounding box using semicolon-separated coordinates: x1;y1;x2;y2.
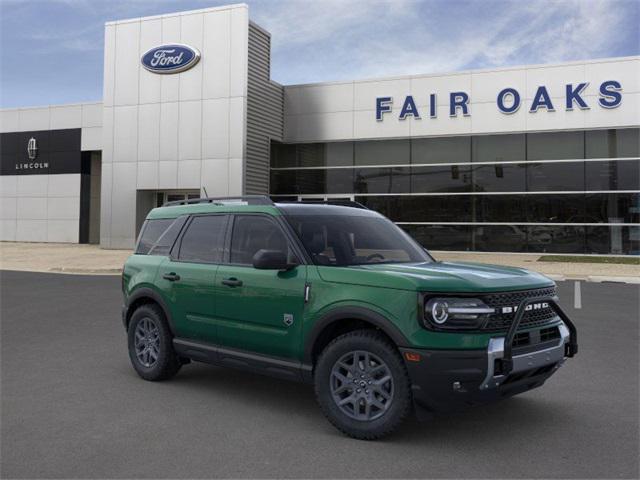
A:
314;330;411;440
127;304;181;381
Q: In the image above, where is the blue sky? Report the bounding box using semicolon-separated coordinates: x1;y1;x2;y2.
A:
1;0;638;108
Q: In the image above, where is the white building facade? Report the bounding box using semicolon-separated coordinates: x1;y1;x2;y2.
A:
1;4;638;254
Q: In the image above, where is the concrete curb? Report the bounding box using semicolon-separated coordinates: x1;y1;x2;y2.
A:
545;274;640;284
48;267;123;274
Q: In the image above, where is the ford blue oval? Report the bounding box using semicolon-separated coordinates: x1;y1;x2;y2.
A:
141;44;201;74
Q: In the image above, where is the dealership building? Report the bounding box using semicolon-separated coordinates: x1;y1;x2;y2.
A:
1;3;638;254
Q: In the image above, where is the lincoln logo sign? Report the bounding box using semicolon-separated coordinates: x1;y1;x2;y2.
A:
141;44;201;74
376;80;622;120
16;137;48;171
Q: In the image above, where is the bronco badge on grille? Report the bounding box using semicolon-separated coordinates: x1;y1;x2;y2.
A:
501;302;549;314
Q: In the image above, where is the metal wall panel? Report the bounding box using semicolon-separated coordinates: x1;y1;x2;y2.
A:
244;23;283;194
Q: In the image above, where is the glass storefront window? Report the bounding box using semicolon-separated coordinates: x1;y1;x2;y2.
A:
585;128;640;158
527;131;584;160
401;224;472;251
412;137;470;164
326;142;354;166
472;164;526;192
270;130;640;255
270;170;298;195
474;194;528;223
411;165;473;193
355;139;409;166
527;194;585;222
472;225;528;252
325;169;355;194
586;226;640;255
585;160;640;191
527;161;585;191
585;192;640;224
526;226;585;253
270;142;297;168
472;134;525;163
354;167;410;194
296;144;326;167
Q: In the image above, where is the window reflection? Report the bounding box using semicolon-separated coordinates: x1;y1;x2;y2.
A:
527;131;584;160
472;164;526;192
355;140;409;166
527;194;585;222
412;137;471;164
473;225;527;252
585;128;640;158
354;167;410;194
585;193;640;224
527;162;585;191
586;226;640;255
412;165;473;193
586;160;640;191
473;134;525;162
401;225;472;251
526;226;585;253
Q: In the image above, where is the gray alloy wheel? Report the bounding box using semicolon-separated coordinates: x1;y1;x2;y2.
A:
134;317;160;368
329;350;394;421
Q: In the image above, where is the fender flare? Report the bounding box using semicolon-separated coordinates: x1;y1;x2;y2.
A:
124;287;175;334
303;306;410;364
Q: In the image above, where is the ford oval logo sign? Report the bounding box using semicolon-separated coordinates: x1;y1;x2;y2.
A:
141;44;201;74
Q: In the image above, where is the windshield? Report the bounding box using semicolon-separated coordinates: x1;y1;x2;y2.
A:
284;214;432;266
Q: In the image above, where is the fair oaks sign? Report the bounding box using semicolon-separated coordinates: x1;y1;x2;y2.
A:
376;80;623;121
141;44;201;74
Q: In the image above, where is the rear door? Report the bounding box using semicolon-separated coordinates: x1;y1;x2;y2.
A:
213;214;307;359
158;214;228;344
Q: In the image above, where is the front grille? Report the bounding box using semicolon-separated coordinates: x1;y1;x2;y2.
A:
482;287;559;331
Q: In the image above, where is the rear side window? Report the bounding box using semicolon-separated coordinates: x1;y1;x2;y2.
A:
148;216;188;256
178;215;227;263
136;219;174;255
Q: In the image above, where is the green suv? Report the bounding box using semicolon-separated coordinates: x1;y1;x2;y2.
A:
122;196;577;439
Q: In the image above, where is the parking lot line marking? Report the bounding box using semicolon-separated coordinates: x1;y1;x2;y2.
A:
574;281;582;309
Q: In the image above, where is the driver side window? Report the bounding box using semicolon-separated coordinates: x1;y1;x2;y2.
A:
229;215;295;265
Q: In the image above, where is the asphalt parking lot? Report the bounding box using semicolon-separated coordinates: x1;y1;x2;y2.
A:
1;270;638;479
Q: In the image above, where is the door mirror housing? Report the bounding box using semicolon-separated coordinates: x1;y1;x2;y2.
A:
252;249;296;271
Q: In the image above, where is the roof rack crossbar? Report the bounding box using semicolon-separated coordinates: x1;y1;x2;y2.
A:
162;195;274;207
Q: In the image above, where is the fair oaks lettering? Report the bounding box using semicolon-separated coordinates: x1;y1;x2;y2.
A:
376;80;623;121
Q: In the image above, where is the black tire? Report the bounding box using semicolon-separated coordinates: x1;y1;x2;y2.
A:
127;303;181;381
314;329;411;440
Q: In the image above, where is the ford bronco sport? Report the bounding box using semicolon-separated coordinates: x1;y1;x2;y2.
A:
122;196;577;439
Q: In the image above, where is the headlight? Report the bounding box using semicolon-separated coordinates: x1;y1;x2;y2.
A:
424;297;494;330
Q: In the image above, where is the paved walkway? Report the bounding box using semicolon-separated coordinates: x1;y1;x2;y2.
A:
0;242;130;274
0;242;638;282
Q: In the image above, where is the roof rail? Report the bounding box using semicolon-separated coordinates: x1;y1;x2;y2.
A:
275;199;369;210
162;195;274;207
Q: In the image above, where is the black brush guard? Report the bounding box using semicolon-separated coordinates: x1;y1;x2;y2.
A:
502;297;578;375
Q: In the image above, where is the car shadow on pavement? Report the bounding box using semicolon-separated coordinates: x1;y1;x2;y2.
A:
154;360;576;443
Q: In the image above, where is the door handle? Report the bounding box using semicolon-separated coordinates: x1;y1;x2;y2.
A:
163;272;181;282
221;277;243;287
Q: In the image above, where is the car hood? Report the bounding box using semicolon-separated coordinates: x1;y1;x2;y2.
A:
316;261;554;293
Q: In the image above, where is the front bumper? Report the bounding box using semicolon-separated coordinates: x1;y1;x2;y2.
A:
403;295;577;418
401;322;573;418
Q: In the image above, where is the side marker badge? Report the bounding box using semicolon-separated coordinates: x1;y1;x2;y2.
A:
283;314;294;327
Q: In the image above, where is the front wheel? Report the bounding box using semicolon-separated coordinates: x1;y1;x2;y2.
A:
314;330;412;440
127;304;181;381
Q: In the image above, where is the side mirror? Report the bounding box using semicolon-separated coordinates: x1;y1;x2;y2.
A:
252;249;296;271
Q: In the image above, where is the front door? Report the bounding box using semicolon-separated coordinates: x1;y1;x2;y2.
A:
214;214;307;359
158;214;228;344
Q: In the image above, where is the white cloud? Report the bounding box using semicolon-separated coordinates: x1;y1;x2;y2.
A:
251;0;635;84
